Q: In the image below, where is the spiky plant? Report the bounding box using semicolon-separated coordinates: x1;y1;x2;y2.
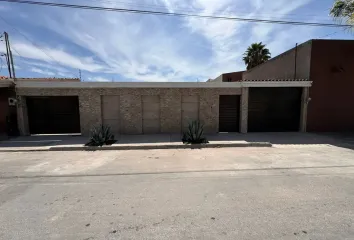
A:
85;124;116;147
182;120;208;144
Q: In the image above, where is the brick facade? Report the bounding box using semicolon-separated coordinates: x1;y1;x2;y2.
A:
16;87;242;136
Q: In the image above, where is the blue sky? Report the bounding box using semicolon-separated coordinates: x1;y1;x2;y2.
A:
0;0;352;82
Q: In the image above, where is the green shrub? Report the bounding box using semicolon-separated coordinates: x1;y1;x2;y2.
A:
85;124;116;147
182;120;208;144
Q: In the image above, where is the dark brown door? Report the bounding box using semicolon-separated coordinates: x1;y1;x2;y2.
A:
248;87;302;132
219;95;240;132
27;96;81;134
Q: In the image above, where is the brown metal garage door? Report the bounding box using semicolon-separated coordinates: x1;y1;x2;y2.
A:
219;95;240;132
27;96;81;134
248;87;302;132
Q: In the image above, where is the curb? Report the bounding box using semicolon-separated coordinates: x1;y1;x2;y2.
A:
48;142;272;151
0;142;272;152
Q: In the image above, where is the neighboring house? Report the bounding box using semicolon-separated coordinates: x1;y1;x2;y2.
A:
209;71;245;82
0;78;80;139
0;78;17;139
16;78;81;82
243;39;354;132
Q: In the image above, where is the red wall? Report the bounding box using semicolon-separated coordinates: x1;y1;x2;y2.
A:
307;40;354;132
0;88;17;137
223;71;244;82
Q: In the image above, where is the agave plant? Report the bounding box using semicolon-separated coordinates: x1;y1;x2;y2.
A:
85;124;116;147
182;120;208;144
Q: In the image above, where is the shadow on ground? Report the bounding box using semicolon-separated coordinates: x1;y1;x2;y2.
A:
0;132;354;151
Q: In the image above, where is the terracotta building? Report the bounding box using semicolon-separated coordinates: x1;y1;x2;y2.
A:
242;39;354;132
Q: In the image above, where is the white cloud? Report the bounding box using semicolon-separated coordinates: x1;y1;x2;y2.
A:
7;0;323;81
12;42;106;73
30;67;55;76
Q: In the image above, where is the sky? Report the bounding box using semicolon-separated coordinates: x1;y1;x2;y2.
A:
0;0;352;82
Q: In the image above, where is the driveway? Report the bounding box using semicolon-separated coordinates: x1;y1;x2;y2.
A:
1;144;354;239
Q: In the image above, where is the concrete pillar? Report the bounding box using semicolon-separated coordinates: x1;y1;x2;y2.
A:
79;93;102;136
120;94;142;134
300;87;310;132
239;87;249;133
16;96;30;136
160;89;181;133
199;90;219;134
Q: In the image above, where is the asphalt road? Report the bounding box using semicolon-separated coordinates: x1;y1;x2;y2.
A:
1;147;354;239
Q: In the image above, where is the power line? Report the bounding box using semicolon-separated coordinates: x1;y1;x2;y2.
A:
86;0;329;20
1;0;352;28
316;26;351;38
0;15;60;63
0;15;79;78
10;45;23;58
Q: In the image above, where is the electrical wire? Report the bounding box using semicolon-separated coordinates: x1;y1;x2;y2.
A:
316;26;351;38
0;0;352;28
10;46;23;58
0;15;59;63
85;0;332;21
0;15;79;78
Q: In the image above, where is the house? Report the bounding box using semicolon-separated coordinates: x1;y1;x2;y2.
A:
242;39;354;132
0;78;17;139
14;80;311;136
0;78;80;139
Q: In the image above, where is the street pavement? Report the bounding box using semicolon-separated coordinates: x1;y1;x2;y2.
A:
0;145;354;239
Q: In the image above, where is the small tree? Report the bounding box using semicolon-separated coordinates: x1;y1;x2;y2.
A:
243;42;271;70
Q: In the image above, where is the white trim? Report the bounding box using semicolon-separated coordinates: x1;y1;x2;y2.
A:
0;79;14;88
242;81;312;87
16;81;312;89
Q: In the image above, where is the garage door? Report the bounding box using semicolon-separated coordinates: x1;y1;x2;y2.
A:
27;96;81;134
219;95;240;132
248;88;302;132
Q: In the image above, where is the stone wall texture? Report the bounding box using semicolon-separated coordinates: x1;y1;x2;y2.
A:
16;87;241;136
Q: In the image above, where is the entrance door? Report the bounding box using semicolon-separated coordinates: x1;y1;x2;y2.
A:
219;95;240;132
27;96;81;134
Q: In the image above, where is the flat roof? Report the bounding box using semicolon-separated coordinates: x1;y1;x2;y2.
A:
15;81;312;89
0;79;14;88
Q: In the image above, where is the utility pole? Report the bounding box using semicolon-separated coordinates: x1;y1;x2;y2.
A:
3;32;12;78
3;32;16;79
79;69;82;81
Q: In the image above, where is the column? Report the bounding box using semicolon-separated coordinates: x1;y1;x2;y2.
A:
16;96;30;136
300;87;310;132
79;92;102;136
239;87;249;133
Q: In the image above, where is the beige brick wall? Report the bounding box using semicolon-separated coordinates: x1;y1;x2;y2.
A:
16;87;241;136
101;95;120;134
142;95;160;134
182;95;199;130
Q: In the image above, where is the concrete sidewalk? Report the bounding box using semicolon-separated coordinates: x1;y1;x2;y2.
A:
0;132;349;152
0;133;274;152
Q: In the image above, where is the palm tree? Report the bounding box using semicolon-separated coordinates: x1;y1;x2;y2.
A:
330;0;354;25
243;42;271;70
